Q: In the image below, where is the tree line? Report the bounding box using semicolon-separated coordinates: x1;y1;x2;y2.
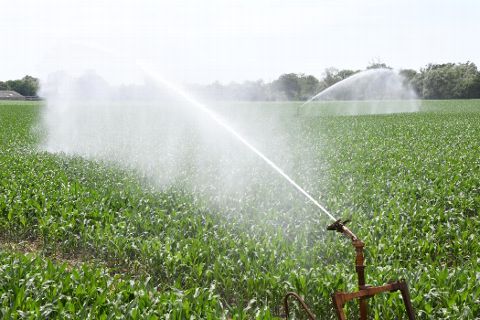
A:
0;75;40;97
193;62;480;101
3;61;480;100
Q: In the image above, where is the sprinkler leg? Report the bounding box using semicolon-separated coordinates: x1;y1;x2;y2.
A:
332;293;347;320
353;240;367;320
399;281;415;320
359;298;368;320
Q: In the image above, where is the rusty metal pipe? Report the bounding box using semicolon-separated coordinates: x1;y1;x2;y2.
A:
284;292;316;320
327;219;369;319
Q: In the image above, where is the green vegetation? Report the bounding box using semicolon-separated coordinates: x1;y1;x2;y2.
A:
197;62;480;101
4;61;480;101
1;101;479;319
0;76;39;97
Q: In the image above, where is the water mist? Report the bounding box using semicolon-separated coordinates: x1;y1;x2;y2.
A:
300;68;420;116
39;52;335;230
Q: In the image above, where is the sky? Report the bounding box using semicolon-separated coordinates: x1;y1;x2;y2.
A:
1;0;479;84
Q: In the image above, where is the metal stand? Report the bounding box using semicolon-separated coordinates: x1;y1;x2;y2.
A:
327;219;415;320
283;220;415;320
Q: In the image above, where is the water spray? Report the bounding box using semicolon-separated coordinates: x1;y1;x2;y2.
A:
297;69;419;116
137;64;415;319
138;62;337;222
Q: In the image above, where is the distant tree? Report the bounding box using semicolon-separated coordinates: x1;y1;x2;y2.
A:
0;81;8;90
337;69;358;80
5;75;39;96
399;69;417;82
206;81;226;100
321;68;358;89
240;80;267;101
322;68;341;88
366;62;392;70
414;62;480;99
5;80;21;93
399;69;419;94
190;61;480;101
454;62;480;98
272;73;301;100
469;72;480;98
298;74;320;100
412;64;448;99
22;75;40;96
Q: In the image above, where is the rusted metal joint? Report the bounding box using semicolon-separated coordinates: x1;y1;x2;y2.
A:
327;219;359;242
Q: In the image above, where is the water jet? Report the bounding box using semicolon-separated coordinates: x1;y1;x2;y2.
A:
299;68;419;116
134;66;417;319
43;60;417;318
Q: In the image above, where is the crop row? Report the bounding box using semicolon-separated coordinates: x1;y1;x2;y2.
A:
1;101;479;318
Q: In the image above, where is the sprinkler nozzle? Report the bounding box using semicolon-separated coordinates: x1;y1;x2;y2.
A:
327;219;358;241
327;219;349;232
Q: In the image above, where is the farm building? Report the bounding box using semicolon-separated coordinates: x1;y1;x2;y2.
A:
0;90;25;100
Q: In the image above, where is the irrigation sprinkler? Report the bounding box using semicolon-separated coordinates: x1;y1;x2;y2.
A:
284;219;415;320
135;68;416;319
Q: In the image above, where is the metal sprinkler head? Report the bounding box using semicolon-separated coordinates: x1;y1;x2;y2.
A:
327;219;357;240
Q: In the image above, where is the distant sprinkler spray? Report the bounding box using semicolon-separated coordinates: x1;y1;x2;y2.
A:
298;69;419;116
137;62;337;222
